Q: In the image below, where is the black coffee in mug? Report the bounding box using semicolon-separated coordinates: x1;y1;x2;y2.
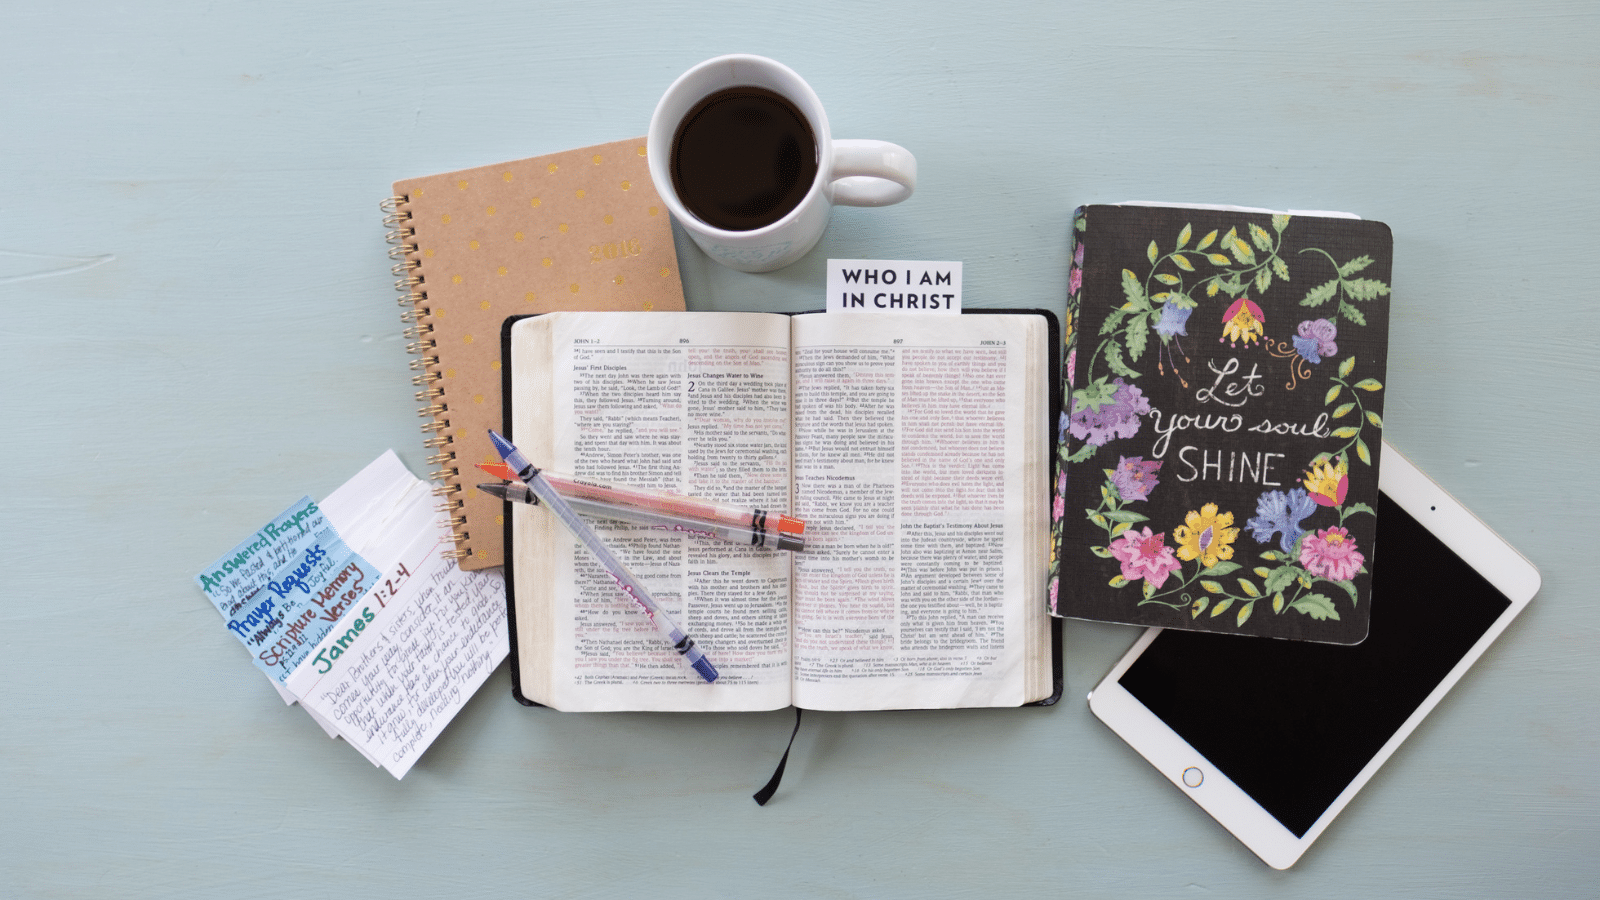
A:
669;86;820;231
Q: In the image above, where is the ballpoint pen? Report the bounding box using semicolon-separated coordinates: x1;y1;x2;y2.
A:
474;461;804;541
487;430;718;683
476;482;804;551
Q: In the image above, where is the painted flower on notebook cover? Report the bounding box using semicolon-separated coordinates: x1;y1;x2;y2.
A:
1219;297;1266;347
1108;527;1181;588
1057;205;1391;638
1293;318;1339;364
1300;525;1365;582
1111;456;1161;502
1246;487;1317;553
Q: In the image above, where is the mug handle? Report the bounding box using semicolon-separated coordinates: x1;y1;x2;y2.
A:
829;140;917;207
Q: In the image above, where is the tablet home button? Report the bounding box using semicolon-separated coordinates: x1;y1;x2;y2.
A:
1182;767;1204;788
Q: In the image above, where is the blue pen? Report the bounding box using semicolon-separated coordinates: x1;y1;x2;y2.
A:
489;430;719;683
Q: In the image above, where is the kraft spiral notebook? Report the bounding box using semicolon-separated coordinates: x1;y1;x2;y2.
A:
383;137;687;570
1049;204;1392;644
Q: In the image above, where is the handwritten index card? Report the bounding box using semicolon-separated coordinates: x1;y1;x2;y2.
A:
198;450;508;778
288;523;505;778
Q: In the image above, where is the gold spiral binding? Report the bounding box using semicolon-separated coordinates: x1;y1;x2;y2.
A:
383;192;470;558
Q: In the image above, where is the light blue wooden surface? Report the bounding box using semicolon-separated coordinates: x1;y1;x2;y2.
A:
5;1;1597;896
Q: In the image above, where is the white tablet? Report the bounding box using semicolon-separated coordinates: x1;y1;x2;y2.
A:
1087;441;1540;869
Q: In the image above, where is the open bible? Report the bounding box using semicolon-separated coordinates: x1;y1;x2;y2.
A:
500;310;1061;712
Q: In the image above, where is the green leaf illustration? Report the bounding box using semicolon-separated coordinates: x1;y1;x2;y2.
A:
1075;378;1118;411
1249;223;1273;252
1142;578;1157;600
1172;254;1194;272
1302;279;1338;307
1338;355;1356;378
1156;272;1180;285
1177;223;1192;249
1327;577;1360;606
1366;410;1384;427
1263;565;1300;595
1356;437;1372;465
1210;598;1234;617
1102;509;1151;525
1106;343;1138;379
1325;384;1342;405
1340;302;1368;326
1110;575;1128;588
1344;278;1390;300
1207;253;1231;266
1191;598;1208;618
1230;234;1256;265
1344;502;1377;518
1200;580;1225;594
1271;256;1290;281
1126;314;1149;361
1236;601;1254;627
1199;560;1243;577
1147;241;1159;264
1272;592;1285;613
1122;269;1147;309
1100;306;1129;336
1338;255;1374;276
1197;229;1217;250
1255;268;1272;294
1289;593;1340;620
1237;579;1260;598
1331;426;1360;439
1272;213;1290;233
1332;402;1355;418
1354;378;1384;391
1090;545;1113;558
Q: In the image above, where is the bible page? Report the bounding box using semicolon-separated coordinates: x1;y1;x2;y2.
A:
509;311;794;712
789;312;1049;710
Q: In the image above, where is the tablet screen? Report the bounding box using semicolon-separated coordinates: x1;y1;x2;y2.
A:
1117;493;1512;837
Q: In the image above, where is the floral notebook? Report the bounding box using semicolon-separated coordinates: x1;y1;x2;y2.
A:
1049;204;1392;643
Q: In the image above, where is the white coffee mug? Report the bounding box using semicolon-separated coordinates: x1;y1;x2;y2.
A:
647;54;917;273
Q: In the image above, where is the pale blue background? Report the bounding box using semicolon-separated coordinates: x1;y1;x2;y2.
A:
5;1;1596;896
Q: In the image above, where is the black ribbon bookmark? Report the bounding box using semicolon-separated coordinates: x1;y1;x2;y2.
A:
752;708;804;806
